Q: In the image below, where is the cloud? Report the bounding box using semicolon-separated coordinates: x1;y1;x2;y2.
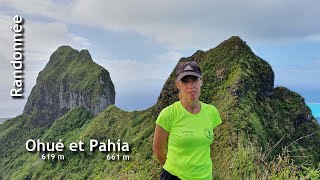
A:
2;0;320;49
0;11;92;117
24;21;91;61
154;50;183;62
0;14;14;63
94;49;182;94
0;13;91;66
305;34;320;42
97;58;175;82
1;0;319;115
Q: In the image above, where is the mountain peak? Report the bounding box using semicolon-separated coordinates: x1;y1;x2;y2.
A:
56;45;74;51
24;46;115;127
78;49;93;62
222;36;246;46
212;36;251;54
225;36;245;43
1;37;320;179
48;46;93;65
156;35;319;168
156;36;274;112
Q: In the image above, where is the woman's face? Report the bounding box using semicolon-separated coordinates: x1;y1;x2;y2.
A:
176;75;202;101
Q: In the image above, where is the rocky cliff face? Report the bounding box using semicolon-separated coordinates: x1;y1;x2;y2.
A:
23;46;115;127
1;37;319;179
156;36;320;169
156;36;274;111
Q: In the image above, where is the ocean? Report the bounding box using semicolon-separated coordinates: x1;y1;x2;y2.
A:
307;103;320;123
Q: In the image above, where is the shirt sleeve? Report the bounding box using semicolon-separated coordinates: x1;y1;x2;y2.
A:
156;107;172;132
212;106;222;129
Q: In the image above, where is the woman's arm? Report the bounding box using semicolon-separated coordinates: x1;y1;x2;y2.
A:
152;125;169;166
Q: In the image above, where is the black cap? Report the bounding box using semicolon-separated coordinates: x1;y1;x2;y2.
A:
176;61;202;81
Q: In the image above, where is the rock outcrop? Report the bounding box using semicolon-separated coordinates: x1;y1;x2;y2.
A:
1;37;319;179
23;46;115;127
156;36;320;169
156;36;274;111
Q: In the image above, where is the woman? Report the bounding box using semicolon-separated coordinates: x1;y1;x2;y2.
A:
153;61;222;180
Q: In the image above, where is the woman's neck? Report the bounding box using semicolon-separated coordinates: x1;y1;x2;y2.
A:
180;98;201;114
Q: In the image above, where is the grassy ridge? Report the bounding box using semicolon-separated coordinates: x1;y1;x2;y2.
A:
23;46;115;127
1;107;160;179
0;118;10;124
0;36;319;179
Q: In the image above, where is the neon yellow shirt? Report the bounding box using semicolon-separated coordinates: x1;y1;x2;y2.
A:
156;101;222;180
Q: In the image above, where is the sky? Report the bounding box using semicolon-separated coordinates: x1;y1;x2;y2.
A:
0;0;319;118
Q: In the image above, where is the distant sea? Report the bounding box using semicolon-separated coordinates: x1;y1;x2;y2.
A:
307;103;320;123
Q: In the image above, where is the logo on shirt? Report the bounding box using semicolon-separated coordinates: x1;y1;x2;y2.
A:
204;128;213;139
181;129;195;136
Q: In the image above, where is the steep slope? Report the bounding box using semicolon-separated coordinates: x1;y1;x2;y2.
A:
0;37;319;179
24;46;115;127
157;36;320;177
0;46;115;179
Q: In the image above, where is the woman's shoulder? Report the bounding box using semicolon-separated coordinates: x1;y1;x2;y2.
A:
157;101;181;121
200;101;219;112
160;101;181;113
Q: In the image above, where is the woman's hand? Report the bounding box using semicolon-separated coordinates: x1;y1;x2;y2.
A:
153;125;169;166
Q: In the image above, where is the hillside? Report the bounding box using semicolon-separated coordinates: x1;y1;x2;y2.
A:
156;36;320;177
24;46;115;127
0;118;10;124
0;37;319;179
0;46;116;179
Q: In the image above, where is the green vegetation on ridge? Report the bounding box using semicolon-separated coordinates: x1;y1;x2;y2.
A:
0;36;319;179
